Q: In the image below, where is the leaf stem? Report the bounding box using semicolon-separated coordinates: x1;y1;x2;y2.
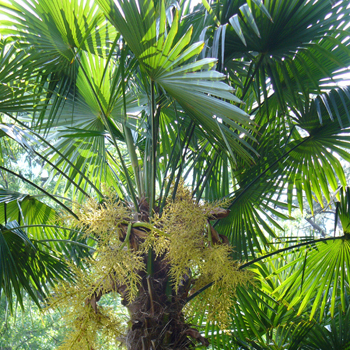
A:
185;236;344;304
172;122;196;200
0;166;78;219
239;236;342;269
36;239;94;251
120;46;142;197
150;80;157;216
4;114;103;198
75;54;139;211
119;222;132;250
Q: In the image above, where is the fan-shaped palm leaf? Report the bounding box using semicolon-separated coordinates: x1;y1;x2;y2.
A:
96;0;257;163
0;220;72;311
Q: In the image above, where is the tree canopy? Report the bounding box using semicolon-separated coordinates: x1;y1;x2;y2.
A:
1;0;350;348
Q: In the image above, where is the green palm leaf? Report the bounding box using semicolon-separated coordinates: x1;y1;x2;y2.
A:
304;303;350;350
221;0;350;114
96;0;257;163
0;40;46;114
0;220;72;311
0;0;117;65
272;237;350;321
0;0;118;128
0;189;88;256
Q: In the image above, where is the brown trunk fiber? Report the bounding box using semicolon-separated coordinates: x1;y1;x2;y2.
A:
124;258;208;350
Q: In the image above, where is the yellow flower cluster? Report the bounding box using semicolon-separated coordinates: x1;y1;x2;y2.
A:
93;244;145;302
161;197;208;290
143;184;251;327
48;264;127;350
141;184;208;289
74;189;132;240
187;244;251;328
49;192;145;349
51;184;251;348
56;305;125;350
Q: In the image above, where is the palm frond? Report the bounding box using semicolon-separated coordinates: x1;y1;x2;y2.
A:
96;0;257;163
0;220;72;311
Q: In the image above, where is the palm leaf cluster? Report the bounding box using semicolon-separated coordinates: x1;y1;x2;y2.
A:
1;0;350;348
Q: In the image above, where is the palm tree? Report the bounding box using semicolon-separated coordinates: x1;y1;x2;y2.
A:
1;0;350;348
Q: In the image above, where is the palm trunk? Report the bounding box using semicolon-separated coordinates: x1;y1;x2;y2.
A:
124;257;208;349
